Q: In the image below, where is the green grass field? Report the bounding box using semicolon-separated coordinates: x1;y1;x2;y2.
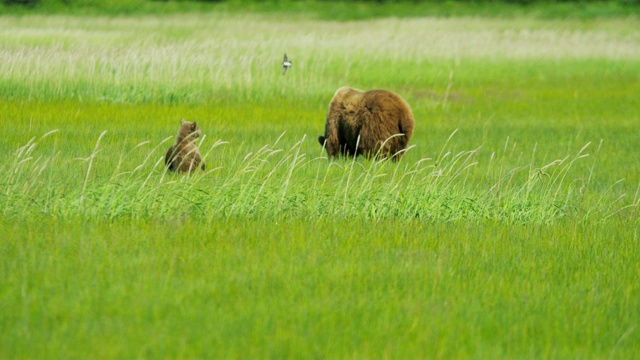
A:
1;5;639;359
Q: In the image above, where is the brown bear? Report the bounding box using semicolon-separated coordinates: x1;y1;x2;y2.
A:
165;118;205;173
318;86;414;161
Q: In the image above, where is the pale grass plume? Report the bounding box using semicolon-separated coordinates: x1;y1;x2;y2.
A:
77;130;107;204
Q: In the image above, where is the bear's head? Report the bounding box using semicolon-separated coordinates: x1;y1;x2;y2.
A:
178;118;202;143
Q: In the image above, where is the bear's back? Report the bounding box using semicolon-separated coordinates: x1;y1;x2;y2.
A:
360;89;415;146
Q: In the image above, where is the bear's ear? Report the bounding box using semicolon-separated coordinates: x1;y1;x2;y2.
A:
192;122;198;130
180;118;186;125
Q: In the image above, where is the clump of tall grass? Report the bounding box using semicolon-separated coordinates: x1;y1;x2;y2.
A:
2;129;637;224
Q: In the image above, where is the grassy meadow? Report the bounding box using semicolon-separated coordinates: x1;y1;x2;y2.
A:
1;6;639;359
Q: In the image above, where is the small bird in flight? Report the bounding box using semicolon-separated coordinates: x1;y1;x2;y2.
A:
282;53;292;75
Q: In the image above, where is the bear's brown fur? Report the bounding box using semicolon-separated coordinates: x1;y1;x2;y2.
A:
165;119;205;173
318;86;414;161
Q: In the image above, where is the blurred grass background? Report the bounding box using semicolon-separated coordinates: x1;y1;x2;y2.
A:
1;0;639;19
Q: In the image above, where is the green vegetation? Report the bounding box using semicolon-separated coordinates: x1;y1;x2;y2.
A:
2;0;640;19
1;6;639;359
2;219;639;358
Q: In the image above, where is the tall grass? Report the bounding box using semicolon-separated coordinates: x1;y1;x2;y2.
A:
2;127;637;224
1;14;638;104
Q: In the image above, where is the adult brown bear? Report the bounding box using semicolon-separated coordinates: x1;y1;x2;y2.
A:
318;86;414;161
165;119;205;174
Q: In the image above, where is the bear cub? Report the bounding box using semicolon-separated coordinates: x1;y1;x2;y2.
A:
165;118;205;173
